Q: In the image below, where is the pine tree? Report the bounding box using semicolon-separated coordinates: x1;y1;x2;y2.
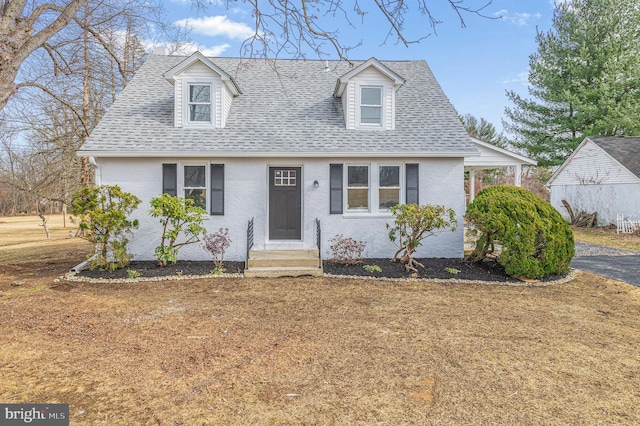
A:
503;0;640;166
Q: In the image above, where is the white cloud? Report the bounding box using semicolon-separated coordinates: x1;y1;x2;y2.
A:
494;9;542;26
174;15;254;40
165;41;231;57
501;71;529;86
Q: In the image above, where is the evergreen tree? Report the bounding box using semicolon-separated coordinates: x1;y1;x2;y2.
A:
503;0;640;166
459;113;507;147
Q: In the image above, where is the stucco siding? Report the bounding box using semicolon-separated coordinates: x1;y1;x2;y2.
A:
550;183;640;225
96;156;465;262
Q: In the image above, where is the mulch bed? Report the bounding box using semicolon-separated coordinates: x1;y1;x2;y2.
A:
76;257;568;283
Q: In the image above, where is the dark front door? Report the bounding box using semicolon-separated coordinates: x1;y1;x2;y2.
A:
269;167;302;240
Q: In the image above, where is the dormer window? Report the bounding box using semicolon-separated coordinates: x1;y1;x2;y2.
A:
188;84;212;123
333;58;405;131
164;51;241;129
360;86;382;125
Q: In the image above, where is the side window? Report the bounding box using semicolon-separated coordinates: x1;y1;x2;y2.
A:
347;165;369;211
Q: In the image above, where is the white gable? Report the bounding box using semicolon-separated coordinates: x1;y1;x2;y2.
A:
335;59;404;131
465;138;536;169
165;52;239;129
548;139;640;186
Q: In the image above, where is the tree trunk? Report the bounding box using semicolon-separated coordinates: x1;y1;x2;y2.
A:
0;1;88;111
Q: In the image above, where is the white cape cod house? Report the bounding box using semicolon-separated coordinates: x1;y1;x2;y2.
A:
77;51;478;270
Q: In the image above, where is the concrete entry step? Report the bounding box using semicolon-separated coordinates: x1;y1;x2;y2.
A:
245;249;323;277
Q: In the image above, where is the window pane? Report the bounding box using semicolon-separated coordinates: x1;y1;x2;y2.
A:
379;188;399;209
361;87;381;105
348;166;368;187
184;189;206;209
348;189;368;209
184;165;205;187
361;106;381;124
379;166;400;187
190;105;211;122
190;85;210;102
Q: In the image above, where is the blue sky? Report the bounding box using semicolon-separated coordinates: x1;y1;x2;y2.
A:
164;1;561;134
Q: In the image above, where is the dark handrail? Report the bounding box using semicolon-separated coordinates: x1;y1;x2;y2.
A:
315;217;321;259
247;217;254;261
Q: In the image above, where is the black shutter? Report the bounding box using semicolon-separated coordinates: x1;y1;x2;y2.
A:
406;163;419;204
210;164;224;215
329;164;343;214
162;163;177;196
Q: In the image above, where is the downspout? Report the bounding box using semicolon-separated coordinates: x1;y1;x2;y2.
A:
89;156;101;185
71;156;100;272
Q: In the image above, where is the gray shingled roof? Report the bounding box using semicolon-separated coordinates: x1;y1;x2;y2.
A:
589;136;640;179
78;54;475;157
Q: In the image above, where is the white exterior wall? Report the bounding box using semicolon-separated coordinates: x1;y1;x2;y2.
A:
96;156;465;262
548;139;640;224
550;183;640;225
550;140;639;186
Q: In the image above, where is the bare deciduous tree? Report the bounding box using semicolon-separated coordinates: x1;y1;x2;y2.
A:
192;0;494;62
1;0;88;111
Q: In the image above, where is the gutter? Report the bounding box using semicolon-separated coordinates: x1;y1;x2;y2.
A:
77;150;481;159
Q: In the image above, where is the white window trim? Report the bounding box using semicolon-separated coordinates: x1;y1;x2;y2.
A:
180;162;209;214
343;163;405;215
356;84;384;129
378;164;403;212
345;164;370;213
182;79;215;127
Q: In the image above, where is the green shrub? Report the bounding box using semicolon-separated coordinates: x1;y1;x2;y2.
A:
387;203;458;273
70;185;140;271
149;194;207;266
465;185;574;279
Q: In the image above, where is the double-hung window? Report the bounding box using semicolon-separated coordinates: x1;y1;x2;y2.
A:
184;165;207;209
163;163;225;215
188;83;212;123
331;163;418;215
360;86;382;125
378;165;400;210
347;165;369;211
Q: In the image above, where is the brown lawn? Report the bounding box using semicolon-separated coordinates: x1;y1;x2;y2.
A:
1;215;639;425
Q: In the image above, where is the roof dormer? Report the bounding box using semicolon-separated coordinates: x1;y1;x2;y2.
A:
334;58;405;130
164;51;241;128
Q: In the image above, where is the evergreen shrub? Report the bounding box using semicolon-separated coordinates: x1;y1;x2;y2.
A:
466;185;574;279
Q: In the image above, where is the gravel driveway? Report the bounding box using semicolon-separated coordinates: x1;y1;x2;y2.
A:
572;242;640;286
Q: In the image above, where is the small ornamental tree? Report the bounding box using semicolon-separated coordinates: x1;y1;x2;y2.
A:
203;228;232;272
466;185;574;279
149;194;207;266
70;185;141;271
387;204;458;273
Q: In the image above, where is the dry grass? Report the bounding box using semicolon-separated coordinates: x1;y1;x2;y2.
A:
1;216;640;425
571;226;640;252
